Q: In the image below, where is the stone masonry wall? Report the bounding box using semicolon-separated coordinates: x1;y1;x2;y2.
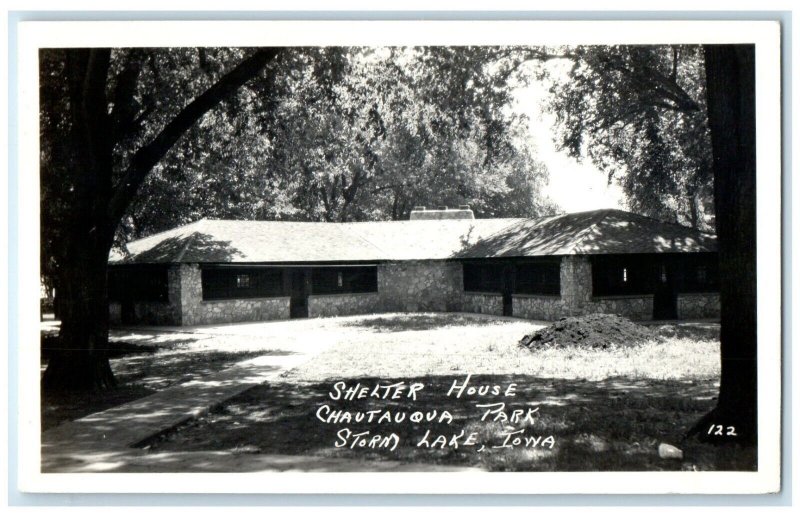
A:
109;257;711;326
512;295;563;321
179;263;202;323
120;301;180;325
589;295;654;321
179;263;290;325
561;256;593;310
677;292;721;319
378;261;464;313
109;302;122;324
108;265;182;325
308;293;381;318
463;293;503;316
562;256;654;320
184;296;290;325
509;257;654;321
512;256;592;320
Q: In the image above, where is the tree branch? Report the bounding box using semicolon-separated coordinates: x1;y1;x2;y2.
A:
108;48;280;222
597;55;700;113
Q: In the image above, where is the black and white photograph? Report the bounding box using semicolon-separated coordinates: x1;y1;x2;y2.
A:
13;19;782;495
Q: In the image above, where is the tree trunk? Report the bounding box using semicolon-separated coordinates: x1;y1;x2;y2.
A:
42;242;116;392
687;45;757;445
40;48;277;393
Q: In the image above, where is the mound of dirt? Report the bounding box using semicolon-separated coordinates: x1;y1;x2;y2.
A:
519;313;659;350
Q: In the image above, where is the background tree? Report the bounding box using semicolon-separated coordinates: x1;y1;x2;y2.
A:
686;44;757;445
543;44;758;444
122;47;557;239
544;45;714;230
40;48;279;390
42;46;558;390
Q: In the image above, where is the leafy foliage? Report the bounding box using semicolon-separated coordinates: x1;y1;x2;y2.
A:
543;45;713;229
40;47;278;390
122;47;557;239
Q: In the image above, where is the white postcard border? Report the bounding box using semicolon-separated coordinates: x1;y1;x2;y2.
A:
14;19;783;495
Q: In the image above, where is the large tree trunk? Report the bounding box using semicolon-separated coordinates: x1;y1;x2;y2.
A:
42;240;116;391
688;45;757;445
40;49;277;393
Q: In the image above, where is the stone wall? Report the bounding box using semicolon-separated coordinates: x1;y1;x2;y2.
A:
378;261;464;312
109;302;122;324
677;292;721;319
463;293;503;316
510;256;592;320
512;294;564;321
588;295;654;321
510;257;654;321
178;263;202;324
308;293;380;318
108;301;181;325
184;296;290;325
560;257;655;320
561;256;593;310
179;264;290;325
107;257;717;326
108;265;182;325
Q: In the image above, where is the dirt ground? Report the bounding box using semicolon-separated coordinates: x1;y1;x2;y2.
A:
130;314;739;472
520;313;659;349
41;313;742;472
144;374;753;472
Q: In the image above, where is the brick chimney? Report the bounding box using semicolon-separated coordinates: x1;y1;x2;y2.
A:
409;205;475;220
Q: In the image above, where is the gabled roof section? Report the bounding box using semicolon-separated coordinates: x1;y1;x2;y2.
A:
456;209;717;258
340;219;523;260
110;219;206;264
112;217;523;264
113;219;388;264
110;209;716;265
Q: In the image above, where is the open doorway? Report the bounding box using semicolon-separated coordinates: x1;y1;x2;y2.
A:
289;269;309;318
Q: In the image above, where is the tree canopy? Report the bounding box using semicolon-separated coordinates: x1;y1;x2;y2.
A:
40;43;759;450
117;46;558;241
40;48;279;389
39;46;557;389
542;45;714;230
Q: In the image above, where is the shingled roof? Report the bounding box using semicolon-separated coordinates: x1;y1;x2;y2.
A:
110;209;716;264
455;209;717;258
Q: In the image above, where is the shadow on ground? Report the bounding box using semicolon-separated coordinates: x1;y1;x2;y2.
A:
651;322;721;341
41;336;163;362
339;313;511;333
41;347;292;431
143;374;754;472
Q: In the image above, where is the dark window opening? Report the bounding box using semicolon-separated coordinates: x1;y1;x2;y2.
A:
108;265;169;302
680;257;719;293
592;256;655;296
463;263;504;293
311;267;377;294
515;262;560;295
593;253;719;296
202;267;284;300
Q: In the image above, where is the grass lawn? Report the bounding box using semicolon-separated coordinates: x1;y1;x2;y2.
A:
282;313;720;381
142;313;753;471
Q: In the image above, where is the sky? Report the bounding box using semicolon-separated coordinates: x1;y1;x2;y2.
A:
511;68;625;213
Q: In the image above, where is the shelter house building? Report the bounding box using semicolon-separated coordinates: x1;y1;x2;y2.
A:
108;207;720;326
